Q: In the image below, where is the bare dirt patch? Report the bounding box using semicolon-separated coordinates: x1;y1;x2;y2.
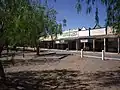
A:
1;54;120;90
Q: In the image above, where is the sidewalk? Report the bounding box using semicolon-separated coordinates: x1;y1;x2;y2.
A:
16;47;119;55
40;48;120;60
12;47;120;61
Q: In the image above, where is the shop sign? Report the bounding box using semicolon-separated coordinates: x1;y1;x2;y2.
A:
55;41;60;44
81;39;88;42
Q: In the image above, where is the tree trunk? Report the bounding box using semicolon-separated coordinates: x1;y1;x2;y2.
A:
0;49;2;57
23;46;25;57
51;36;54;49
0;45;6;81
6;45;9;60
36;45;39;55
52;40;55;49
36;39;40;55
11;52;15;66
15;46;17;52
0;24;6;81
0;61;6;81
7;45;9;55
0;46;3;57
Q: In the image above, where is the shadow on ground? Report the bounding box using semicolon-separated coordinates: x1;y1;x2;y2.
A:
0;69;120;90
2;52;70;68
87;70;120;87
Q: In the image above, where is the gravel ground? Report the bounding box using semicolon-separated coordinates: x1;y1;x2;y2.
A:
1;54;120;90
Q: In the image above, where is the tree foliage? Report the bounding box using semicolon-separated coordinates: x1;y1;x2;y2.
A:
0;0;63;79
95;7;99;26
75;0;120;34
0;0;63;49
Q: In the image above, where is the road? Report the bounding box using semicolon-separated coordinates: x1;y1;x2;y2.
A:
1;48;120;60
45;49;120;60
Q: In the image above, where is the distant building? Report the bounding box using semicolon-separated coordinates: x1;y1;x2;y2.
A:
39;26;120;53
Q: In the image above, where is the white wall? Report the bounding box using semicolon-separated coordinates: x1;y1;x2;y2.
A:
57;27;114;40
107;27;113;35
90;28;106;36
69;31;79;37
57;29;79;39
78;30;89;37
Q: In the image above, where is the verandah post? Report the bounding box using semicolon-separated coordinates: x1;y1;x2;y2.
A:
81;49;83;58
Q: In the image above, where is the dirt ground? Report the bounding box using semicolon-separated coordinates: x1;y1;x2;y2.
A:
1;54;120;90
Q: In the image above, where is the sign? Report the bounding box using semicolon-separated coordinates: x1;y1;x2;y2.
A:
62;32;69;37
61;40;65;43
55;41;60;44
58;29;78;39
55;40;66;44
81;39;88;43
70;31;78;37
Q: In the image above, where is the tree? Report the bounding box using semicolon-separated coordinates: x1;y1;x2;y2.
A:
95;7;99;26
0;0;47;80
0;0;45;79
29;0;63;54
45;7;62;48
63;19;67;27
0;0;64;55
75;0;120;34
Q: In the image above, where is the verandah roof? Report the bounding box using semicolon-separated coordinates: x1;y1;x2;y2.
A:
56;34;119;41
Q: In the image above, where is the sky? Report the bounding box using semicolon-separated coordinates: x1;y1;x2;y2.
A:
47;0;107;30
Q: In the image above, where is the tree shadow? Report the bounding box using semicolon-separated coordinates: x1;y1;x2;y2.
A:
81;70;120;88
2;58;61;68
1;51;22;58
1;70;90;90
92;70;120;87
2;52;70;68
1;70;120;90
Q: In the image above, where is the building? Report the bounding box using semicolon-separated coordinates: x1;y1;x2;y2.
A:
39;26;120;53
